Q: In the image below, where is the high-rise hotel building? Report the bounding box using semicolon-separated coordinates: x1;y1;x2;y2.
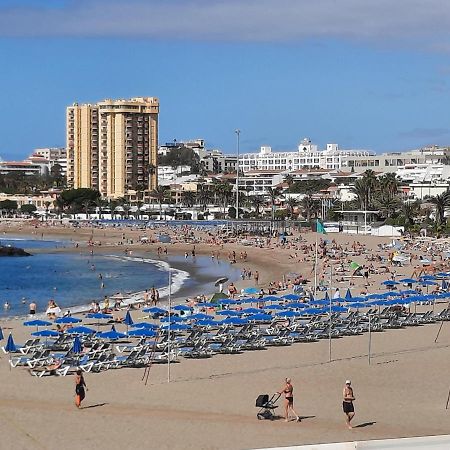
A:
66;97;159;199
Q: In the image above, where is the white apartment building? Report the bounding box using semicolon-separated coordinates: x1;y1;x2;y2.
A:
240;138;373;173
158;165;191;181
34;147;67;176
396;163;450;183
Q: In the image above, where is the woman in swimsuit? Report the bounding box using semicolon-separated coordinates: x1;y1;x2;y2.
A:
278;377;300;422
75;370;88;408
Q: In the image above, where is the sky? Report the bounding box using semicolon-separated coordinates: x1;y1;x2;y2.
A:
1;0;450;160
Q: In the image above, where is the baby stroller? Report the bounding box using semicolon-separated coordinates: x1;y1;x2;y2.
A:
255;393;280;420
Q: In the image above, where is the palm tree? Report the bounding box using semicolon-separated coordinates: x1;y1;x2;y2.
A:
378;173;400;200
53;196;65;219
266;187;282;221
249;195;265;218
181;191;196;208
350;179;369;210
300;195;319;222
401;200;421;228
215;182;233;214
197;187;211;211
286;197;299;218
373;193;401;219
285;174;294;190
94;198;105;219
150;186;170;219
429;191;450;226
82;200;92;219
44;201;51;221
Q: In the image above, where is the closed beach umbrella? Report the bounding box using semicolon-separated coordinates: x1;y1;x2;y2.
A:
55;316;81;324
128;328;157;338
72;336;83;354
123;311;134;333
345;289;352;300
66;326;96;335
5;333;17;370
0;327;3;341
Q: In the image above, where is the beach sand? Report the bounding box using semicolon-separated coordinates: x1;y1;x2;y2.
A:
1;222;450;450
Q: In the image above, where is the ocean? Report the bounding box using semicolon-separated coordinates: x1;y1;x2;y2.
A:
0;236;239;317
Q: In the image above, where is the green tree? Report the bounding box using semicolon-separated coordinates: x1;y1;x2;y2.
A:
60;188;101;213
429;191;450;226
0;199;18;213
400;200;421;229
286;197;299;218
150;186;170;218
181;191;196;208
249;195;265;218
20;204;37;214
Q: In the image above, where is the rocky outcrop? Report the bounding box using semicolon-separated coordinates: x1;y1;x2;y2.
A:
0;246;32;257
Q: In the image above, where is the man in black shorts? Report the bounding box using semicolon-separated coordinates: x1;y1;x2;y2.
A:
342;380;355;429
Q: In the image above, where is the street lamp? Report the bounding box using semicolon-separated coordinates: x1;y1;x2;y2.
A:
235;129;241;220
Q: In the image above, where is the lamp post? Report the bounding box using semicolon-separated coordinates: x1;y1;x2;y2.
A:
235;129;241;221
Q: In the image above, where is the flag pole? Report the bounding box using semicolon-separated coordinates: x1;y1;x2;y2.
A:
167;268;172;383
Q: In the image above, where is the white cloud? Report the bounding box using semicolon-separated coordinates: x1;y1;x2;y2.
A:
0;0;449;49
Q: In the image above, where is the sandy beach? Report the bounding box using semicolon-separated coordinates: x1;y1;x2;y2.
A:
1;222;450;450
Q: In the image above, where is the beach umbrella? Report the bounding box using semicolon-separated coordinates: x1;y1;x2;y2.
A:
66;326;96;335
332;297;347;303
381;280;399;286
285;302;309;309
345;289;352;300
160;323;190;331
86;312;113;320
265;304;286;310
276;310;300;318
399;290;417;295
128;328;157;338
218;299;238;306
247;313;272;322
239;298;257;304
195;319;220;327
241;308;264;315
196;302;216;308
32;329;59;338
421;275;437;280
310;299;329;306
421;280;438;286
98;326;127;340
301;308;325;315
188;313;214;321
263;296;281;302
0;327;3;341
331;305;347;313
242;287;259;295
160;316;185;323
142;307;167;316
23;319;52;332
323;292;330;301
172;305;191;312
131;322;158;329
283;294;301;301
214;277;229;286
4;333;17;370
220;317;248;326
349;302;367;309
442;280;449;290
55;316;81;324
216;310;242;316
399;278;417;284
123;311;134;334
72;336;83;353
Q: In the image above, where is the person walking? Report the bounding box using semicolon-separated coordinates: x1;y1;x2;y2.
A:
277;377;300;422
343;379;355;429
75;370;88;408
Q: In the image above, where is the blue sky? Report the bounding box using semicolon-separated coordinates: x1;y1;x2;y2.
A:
1;0;450;159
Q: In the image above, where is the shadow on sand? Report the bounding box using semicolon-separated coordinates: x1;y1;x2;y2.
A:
81;403;108;410
354;421;376;428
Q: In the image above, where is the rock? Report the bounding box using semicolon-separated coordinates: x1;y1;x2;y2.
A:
0;246;32;257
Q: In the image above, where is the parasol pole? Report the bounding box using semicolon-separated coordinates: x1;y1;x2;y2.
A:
368;313;372;365
314;233;318;295
329;263;333;363
167;268;172;383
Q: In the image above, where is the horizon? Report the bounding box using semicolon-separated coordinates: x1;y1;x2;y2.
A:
1;1;450;160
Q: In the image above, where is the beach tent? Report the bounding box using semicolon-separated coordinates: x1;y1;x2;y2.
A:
210;292;229;303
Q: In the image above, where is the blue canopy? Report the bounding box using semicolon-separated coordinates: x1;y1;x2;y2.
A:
160;316;185;323
275;310;300;318
196;319;220;327
310;299;329;306
265;304;286;310
302;308;326;315
421;280;438;286
349;302;368;308
220;317;248;326
218;299;238;305
399;278;417;284
239;298;257;304
216;310;241;316
331;305;347;313
242;287;259;295
283;294;301;301
66;326;96;335
128;328;157;337
131;322;158;329
285;302;310;309
98;326;127;340
240;308;264;315
72;336;83;353
142;307;167;314
172;305;192;311
23;319;52;327
55;316;81;324
263;296;281;302
5;334;16;353
189;313;214;320
381;280;399;286
421;275;437;280
86;312;113;320
123;311;134;326
32;329;59;337
161;323;190;331
247;313;272;322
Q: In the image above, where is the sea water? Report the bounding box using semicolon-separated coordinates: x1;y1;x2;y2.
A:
0;237;239;317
